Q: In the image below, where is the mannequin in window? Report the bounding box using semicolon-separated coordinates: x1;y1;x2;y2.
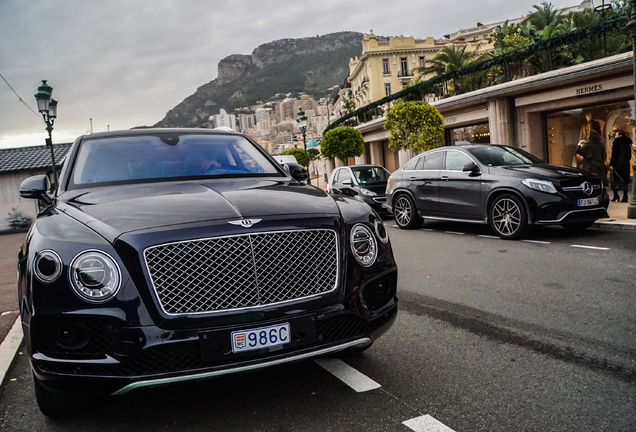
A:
579;111;602;141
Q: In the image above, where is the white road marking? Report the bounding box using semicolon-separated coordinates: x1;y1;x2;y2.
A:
420;228;434;232
521;239;551;244
0;318;23;387
570;245;610;250
393;225;399;228
478;235;500;239
403;415;456;432
444;231;465;235
314;358;381;393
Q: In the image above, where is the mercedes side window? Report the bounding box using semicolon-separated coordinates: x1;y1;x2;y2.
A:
415;157;426;170
423;152;443;170
445;151;473;171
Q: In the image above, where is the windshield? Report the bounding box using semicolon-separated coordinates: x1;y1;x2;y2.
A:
70;134;281;187
470;146;543;167
351;166;391;184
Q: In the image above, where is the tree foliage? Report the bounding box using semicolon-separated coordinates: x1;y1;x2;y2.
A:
384;101;444;152
320;127;364;164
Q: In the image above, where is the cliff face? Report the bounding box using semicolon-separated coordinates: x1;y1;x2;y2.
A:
155;31;362;128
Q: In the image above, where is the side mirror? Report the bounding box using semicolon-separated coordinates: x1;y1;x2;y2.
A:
19;175;52;204
462;162;480;173
284;163;308;183
342;179;353;186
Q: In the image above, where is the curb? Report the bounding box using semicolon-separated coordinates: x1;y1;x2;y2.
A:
594;221;636;231
0;318;23;388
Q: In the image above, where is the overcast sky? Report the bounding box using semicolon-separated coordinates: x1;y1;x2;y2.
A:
0;0;579;149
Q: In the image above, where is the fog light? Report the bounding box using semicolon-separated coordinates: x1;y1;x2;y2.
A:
56;325;89;350
33;250;63;283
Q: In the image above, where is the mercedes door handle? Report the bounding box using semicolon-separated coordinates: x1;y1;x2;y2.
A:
440;176;449;181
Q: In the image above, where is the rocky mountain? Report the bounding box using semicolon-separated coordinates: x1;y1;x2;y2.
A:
155;32;362;128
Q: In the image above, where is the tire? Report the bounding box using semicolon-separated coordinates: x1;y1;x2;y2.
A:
561;221;595;232
489;194;528;240
32;372;87;417
393;194;421;229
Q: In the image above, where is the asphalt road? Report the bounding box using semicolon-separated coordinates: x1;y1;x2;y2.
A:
0;223;634;431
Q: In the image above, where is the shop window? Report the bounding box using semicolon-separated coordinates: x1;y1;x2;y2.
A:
446;123;490;145
546;100;635;172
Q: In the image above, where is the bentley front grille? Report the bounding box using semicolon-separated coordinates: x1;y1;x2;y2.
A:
144;229;339;315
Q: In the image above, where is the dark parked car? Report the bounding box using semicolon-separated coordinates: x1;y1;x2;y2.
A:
328;165;392;215
386;144;610;239
18;128;397;416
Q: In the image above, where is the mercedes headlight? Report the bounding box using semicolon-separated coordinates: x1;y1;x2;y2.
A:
350;224;378;267
521;178;557;194
360;188;377;196
69;250;121;303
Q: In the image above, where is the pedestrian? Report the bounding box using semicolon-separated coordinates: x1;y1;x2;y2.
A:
609;130;632;202
576;130;608;186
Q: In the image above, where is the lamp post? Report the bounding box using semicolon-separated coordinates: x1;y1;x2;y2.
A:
296;108;310;185
34;80;58;187
628;0;636;218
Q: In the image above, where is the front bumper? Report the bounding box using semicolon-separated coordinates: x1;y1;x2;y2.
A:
29;292;397;396
524;188;610;225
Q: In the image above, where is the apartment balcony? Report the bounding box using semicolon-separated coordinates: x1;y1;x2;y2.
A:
398;70;414;79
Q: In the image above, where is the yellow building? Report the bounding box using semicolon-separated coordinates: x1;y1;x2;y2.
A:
347;31;491;108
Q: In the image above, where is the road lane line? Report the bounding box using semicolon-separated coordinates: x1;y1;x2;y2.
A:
570;245;610;250
0;318;23;388
478;235;500;239
403;415;456;432
392;225;399;228
521;239;551;244
444;231;465;235
420;228;434;232
314;358;380;392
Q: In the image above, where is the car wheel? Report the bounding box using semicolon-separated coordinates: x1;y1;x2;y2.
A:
561;221;595;232
489;194;527;240
393;194;421;229
32;372;92;417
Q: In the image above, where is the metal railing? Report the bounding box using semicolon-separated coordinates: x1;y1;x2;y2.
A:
325;15;631;133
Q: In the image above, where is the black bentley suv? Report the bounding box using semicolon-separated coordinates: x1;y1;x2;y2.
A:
386;144;610;239
18;128;398;416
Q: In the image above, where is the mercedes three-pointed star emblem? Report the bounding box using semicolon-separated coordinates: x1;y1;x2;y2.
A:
581;181;593;196
228;219;262;228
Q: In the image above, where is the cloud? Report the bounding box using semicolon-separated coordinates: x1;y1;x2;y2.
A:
0;0;579;147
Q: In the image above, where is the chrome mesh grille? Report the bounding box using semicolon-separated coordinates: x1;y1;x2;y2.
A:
144;229;338;315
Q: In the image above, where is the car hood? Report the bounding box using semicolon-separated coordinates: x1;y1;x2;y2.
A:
490;164;594;180
58;179;339;239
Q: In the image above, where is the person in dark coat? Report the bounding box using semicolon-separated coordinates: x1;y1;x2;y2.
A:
576;130;608;186
609;130;633;202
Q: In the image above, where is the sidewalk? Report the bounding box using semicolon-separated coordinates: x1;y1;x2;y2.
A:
595;200;636;230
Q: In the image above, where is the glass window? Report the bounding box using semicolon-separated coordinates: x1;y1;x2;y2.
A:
352;166;390;184
403;159;418;171
445;151;473;170
340;170;352;183
423;152;443;170
415;157;426;170
546;100;635;172
470;146;542;167
71;134;279;187
446;123;490;145
400;58;408;75
382;58;390;75
419;56;425;67
385;83;391;97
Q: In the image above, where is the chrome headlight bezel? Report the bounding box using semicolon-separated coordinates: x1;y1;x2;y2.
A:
374;219;389;244
350;224;378;267
69;250;122;303
521;178;557;194
33;250;63;283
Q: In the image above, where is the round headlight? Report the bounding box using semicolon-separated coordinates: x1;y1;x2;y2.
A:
69;250;121;303
34;250;63;283
374;219;389;244
350;224;378;267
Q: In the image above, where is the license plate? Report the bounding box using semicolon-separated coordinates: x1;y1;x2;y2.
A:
231;323;290;353
578;197;599;207
381;203;387;209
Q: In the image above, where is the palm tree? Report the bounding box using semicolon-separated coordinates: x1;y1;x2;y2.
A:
526;1;564;31
417;44;484;95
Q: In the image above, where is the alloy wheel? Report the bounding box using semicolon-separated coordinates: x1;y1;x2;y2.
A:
394;196;412;227
492;198;521;236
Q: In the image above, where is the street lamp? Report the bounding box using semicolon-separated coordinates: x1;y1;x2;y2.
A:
627;0;636;218
296;108;310;185
34;80;59;187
